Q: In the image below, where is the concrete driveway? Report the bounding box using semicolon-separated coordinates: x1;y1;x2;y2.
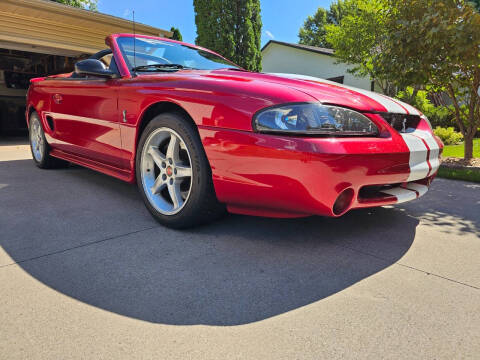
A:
0;139;479;359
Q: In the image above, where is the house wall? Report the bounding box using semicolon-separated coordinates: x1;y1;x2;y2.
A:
0;0;171;56
261;43;375;92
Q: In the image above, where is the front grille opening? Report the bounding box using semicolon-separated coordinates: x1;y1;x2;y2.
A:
380;113;420;133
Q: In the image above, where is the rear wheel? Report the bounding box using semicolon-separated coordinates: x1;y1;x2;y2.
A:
136;112;225;228
29;111;68;169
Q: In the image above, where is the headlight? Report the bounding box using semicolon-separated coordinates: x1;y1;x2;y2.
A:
253;103;378;136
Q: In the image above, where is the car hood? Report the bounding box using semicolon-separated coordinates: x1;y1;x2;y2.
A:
136;69;421;115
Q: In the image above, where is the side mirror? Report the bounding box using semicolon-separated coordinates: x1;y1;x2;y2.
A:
74;59;115;78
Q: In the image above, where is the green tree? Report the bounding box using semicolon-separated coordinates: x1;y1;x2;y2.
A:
325;0;396;95
382;0;480;160
170;27;183;41
49;0;97;10
298;0;350;48
193;0;262;71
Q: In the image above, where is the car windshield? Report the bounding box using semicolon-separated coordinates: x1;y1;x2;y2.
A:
117;37;240;72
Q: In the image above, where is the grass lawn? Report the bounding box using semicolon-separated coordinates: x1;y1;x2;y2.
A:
442;138;480;158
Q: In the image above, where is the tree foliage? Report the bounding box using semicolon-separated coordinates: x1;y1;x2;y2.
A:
325;0;396;95
298;0;350;48
193;0;262;71
49;0;97;10
170;27;183;41
298;8;329;47
382;0;480;159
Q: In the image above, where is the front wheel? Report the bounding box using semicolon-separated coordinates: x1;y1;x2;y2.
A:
136;112;224;228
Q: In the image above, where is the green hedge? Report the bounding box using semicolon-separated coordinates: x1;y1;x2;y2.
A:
437;167;480;183
434;127;464;145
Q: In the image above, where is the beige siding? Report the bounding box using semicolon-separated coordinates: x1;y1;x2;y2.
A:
262;43;374;92
0;0;171;56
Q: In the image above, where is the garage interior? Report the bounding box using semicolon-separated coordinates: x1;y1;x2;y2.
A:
0;0;170;139
0;48;79;135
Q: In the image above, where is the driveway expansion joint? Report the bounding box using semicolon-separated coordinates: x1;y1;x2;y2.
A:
0;225;161;269
328;241;480;291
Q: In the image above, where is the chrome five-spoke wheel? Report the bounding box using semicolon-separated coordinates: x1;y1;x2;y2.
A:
140;127;193;215
30;116;45;162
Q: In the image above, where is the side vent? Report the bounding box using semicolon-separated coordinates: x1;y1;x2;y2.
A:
45;115;55;132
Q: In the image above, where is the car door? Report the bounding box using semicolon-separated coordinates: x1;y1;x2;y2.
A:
47;54;123;168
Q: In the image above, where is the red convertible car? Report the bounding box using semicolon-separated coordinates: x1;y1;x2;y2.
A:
26;34;443;228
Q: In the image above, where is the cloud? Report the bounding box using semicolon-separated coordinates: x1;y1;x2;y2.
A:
123;9;131;18
265;30;274;39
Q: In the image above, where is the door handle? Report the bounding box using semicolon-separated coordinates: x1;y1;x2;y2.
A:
53;93;63;104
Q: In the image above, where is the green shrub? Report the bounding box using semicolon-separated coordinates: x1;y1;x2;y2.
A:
434;127;464;145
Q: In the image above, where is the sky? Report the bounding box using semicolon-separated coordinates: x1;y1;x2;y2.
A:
97;0;333;47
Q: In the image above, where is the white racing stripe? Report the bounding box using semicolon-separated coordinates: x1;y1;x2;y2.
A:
411;130;441;176
270;73;409;114
381;187;417;204
401;133;430;181
405;183;429;197
393;98;421;116
381;182;428;204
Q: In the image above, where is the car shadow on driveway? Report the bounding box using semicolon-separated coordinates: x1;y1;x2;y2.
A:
1;158;459;326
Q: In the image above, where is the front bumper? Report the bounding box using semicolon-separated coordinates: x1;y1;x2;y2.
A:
199;117;443;218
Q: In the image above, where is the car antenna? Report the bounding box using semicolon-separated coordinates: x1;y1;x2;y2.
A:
132;9;137;76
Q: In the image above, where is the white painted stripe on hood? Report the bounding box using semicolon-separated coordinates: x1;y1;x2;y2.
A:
381;187;417;203
393;98;421;116
270;73;409;114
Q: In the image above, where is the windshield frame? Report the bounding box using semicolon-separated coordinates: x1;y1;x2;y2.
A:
112;34;241;76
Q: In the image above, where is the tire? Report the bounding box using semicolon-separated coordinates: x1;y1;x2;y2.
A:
136;112;225;228
29;111;69;169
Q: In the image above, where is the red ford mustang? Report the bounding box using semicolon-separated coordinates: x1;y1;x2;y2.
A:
26;34;443;228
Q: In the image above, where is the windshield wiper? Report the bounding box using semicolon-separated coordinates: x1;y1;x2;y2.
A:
132;64;195;72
